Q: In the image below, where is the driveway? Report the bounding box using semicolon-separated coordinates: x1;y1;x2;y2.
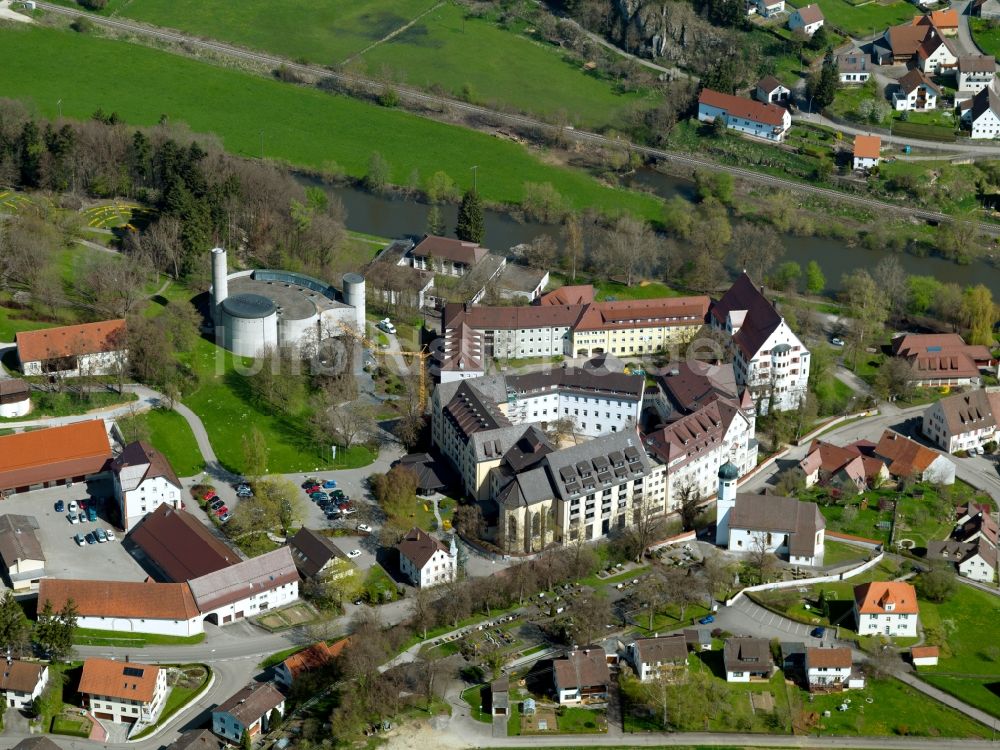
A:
722;597;829;644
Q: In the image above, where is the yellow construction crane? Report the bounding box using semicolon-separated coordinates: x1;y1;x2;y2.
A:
338;321;430;413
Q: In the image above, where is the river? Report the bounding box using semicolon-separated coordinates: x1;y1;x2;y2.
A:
306;172;1000;297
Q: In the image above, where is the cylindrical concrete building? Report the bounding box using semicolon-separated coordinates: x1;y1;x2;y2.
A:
211;247;229;324
220;293;278;357
342;273;366;333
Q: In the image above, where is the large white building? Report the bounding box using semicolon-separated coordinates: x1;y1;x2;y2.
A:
79;658;168;725
923;390;999;453
111;441;183;532
187;547;299;626
16;319;126;378
711;272;810;413
397;527;457;588
964;81;1000;138
853;582;919;637
697;89;792;142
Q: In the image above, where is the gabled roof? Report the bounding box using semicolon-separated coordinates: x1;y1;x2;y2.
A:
573;296;709;332
0;514;43;566
164;729;225;750
710;272;788;359
0;659;46;694
214;681;284;724
38;578;200;621
698;89;788;127
653;360;739;415
952;510;999;545
410;235;488;266
853;134;881;159
932;390;997;437
729;493;825;557
397;527;450;570
631;635;688;666
916;30;957;61
79;658;160;702
897;67;941;95
915;9;958;29
287;527;348;578
554;648;610;690
723;637;773;673
128;505;240;582
280;638;349;679
0;379;29;401
806;647;852;669
538;285;595;306
16;319;126;363
837;50;869;74
644;398;747;471
971;81;1000;123
885;24;932;57
874;430;942;477
756;75;786;93
853;581;919;615
959;54;996;72
111;441;181;492
794;4;824;24
187;547;298;612
911;645;940;658
0;420;111;491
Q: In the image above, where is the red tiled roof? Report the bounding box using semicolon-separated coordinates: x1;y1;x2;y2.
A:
0;420;111;491
853;134;881;159
574;296;709;332
281;638;349;678
79;658;160;702
915;10;958;29
854;581;919;615
874;430;940;476
411;235;487;266
538;285;595;306
911;645;939;658
698;89;787;127
38;578;199;621
16;319;126;363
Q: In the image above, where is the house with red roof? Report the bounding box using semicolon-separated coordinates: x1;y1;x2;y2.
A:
799;439;887;492
16;319;126;378
697;89;792;142
874;430;955;485
853;581;919;637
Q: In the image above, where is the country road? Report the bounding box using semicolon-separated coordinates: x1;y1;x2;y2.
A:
31;0;1000;235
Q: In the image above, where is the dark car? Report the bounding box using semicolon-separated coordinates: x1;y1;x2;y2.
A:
811;627;826;638
85;532;97;545
210;499;225;511
331;489;345;499
55;500;65;513
301;478;319;489
699;614;715;625
214;505;229;517
310;492;328;502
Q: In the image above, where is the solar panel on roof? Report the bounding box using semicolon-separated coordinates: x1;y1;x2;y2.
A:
123;667;145;678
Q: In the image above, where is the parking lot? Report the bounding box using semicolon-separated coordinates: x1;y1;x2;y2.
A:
2;480;147;583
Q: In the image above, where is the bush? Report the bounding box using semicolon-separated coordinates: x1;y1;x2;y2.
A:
69;16;93;32
79;0;107;8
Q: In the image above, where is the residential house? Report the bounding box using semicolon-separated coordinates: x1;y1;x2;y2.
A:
916;28;958;75
893;68;940;111
716;465;826;565
805;647;855;691
625;635;689;681
874;24;932;65
723;637;774;682
892;332;996;386
0;660;48;709
553;647;610;704
914;10;959;35
393;453;453;495
874;430;956;485
780;642;807;674
287;527;355;581
402;235;489;278
798;439;888;492
710;272;811;413
789;4;824;35
964;80;1000;138
926;538;997;582
79;658;167;724
0;380;30;419
187;547;299;625
111;441;183;532
837;50;871;84
954;503;998;545
163;730;225;750
958;55;996;93
0;419;112;496
697;89;792;142
490;676;510;717
973;0;1000;20
15;319;126;378
755;76;791;104
126;504;240;583
911;646;940;667
853;581;919;637
747;0;785;16
0;514;45;593
397;527;456;587
273;639;348;689
38;578;203;637
12;738;62;750
922;390;999;454
852;134;882;171
211;681;285;742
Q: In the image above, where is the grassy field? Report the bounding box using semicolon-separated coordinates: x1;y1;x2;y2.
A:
787;0;917;37
72;627;206;647
971;17;1000;58
131;665;211;740
0;305;57;341
0;25;662;220
51;714;92;738
0;390;135;422
119;407;205;477
461;684;492;723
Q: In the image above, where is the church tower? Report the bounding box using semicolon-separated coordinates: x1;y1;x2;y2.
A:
715;460;739;546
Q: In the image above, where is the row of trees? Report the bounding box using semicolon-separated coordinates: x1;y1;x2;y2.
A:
0;592;78;663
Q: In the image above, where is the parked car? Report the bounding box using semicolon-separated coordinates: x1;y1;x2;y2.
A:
218;512;231;524
699;614;715;625
811;626;826;638
322;480;337;489
105;529;117;542
377;318;396;335
210;499;225;511
203;489;217;502
237;488;253;498
831;337;845;347
68;513;79;525
310;492;328;502
331;489;345;499
74;533;85;546
236;482;251;492
68;500;78;513
87;507;97;522
301;477;320;489
77;512;86;524
95;528;107;543
55;500;65;513
85;532;97;545
214;505;229;517
340;506;357;516
347;549;362;559
357;524;372;533
79;500;88;511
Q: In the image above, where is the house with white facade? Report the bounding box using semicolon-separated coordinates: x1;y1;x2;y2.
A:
16;319;126;378
853;582;919;637
698;89;792;142
625;635;688;682
805;647;857;691
287;527;355;582
911;646;939;667
837;50;871;84
958;55;996;93
789;4;825;35
554;648;610;704
724;637;774;682
892;333;996;386
79;658;167;725
926;538;996;582
852;134;881;171
38;578;204;638
711;272;810;413
212;682;285;743
187;547;299;625
964;81;1000;138
111;441;183;532
893;68;940;111
922;389;999;454
874;430;956;485
716;463;826;566
755;76;791;104
799;439;888;492
397;528;456;588
0;514;45;593
916;29;958;74
0;660;48;710
0;380;30;418
747;0;784;16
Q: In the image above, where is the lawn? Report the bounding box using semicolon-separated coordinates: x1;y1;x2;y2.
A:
0;25;663;220
0;389;135;422
131;665;211;740
461;684;492;723
50;714;92;738
918;584;1000;676
72;627;206;647
821;539;868;567
0;305;57;342
116;407;205;477
971;17;1000;58
361;564;399;604
786;0;918;37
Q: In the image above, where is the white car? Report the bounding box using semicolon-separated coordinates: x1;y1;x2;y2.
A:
378;318;396;335
831;337;845;347
68;500;78;513
105;529;117;542
347;549;362;559
357;524;372;533
68;513;79;525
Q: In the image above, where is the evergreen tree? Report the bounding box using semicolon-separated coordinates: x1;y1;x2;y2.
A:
0;591;29;656
32;599;77;663
426;205;445;236
241;729;253;750
807;48;840;110
16;120;44;188
455;188;485;244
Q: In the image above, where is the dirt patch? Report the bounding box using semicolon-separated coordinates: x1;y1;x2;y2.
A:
379;719;466;750
521;705;558;733
751;691;775;713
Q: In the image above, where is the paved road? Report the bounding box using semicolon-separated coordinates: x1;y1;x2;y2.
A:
31;0;1000;235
